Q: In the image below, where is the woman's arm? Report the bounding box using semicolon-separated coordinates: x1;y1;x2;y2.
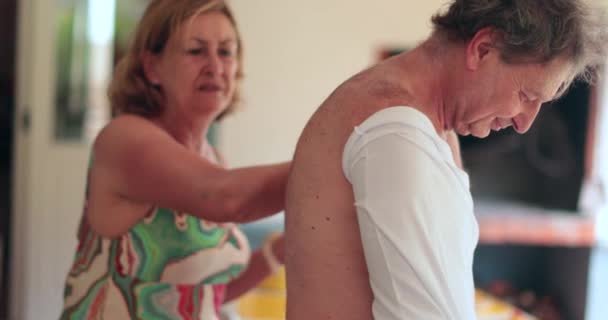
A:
88;115;290;237
224;235;285;302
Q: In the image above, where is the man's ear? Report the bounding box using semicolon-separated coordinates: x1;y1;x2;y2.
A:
141;51;161;85
465;27;497;71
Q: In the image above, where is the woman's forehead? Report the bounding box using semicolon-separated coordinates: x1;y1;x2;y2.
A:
181;12;236;41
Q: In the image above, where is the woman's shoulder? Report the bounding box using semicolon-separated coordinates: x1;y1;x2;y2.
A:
102;114;161;135
95;115;165;146
92;114;169;165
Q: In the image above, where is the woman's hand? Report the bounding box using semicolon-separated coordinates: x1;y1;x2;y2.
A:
224;232;286;302
271;233;285;264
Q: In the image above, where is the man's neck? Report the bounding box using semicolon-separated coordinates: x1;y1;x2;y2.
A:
388;40;455;137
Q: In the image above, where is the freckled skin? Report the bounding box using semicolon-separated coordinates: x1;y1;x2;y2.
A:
285;67;413;320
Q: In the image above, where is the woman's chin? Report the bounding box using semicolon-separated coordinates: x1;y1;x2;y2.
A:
193;103;227;116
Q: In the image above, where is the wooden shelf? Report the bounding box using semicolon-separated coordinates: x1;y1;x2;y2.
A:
475;201;596;247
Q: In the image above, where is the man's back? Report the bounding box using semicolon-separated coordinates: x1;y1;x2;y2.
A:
284;102;369;320
285;70;413;319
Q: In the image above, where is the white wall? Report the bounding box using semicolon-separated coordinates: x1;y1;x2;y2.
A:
220;0;448;166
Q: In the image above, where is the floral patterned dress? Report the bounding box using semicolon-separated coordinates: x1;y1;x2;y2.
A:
60;165;250;319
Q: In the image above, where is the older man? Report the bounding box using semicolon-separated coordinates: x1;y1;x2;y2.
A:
285;1;608;319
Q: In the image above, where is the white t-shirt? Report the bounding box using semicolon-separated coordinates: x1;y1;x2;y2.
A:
342;106;479;320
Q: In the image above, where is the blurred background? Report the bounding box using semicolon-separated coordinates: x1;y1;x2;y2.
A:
1;0;608;319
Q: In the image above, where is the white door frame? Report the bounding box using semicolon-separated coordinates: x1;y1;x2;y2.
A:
10;0;92;318
11;0;57;317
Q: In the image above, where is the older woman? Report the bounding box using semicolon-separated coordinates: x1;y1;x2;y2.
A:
60;1;287;319
286;0;608;319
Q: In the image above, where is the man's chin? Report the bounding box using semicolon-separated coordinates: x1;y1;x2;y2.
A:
471;129;491;139
455;126;471;137
460;123;492;138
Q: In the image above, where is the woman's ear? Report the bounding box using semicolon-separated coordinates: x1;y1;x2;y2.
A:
141;51;161;85
465;27;497;71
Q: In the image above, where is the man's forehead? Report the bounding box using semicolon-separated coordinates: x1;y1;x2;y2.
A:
528;60;574;100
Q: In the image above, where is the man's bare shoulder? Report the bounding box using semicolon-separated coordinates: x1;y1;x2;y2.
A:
287;64;416;203
295;77;398;149
284;69;398;320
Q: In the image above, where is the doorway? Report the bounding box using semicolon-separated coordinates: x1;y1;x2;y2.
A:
0;0;16;318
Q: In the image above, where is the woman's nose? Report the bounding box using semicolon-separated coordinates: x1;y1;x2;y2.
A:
204;53;223;76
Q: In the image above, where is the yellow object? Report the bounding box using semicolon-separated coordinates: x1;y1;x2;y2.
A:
475;290;537;320
238;267;286;320
237;270;537;320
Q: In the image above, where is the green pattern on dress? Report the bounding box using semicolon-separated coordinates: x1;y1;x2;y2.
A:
60;206;250;320
125;208;233;281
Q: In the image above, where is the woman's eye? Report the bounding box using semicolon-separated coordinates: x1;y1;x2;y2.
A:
219;48;234;57
187;48;203;55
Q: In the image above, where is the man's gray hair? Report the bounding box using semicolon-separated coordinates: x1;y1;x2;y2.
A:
432;0;608;83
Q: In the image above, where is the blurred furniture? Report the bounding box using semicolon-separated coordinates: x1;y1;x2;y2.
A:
463;82;608;320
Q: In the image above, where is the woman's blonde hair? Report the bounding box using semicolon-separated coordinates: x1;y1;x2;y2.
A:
108;0;243;119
